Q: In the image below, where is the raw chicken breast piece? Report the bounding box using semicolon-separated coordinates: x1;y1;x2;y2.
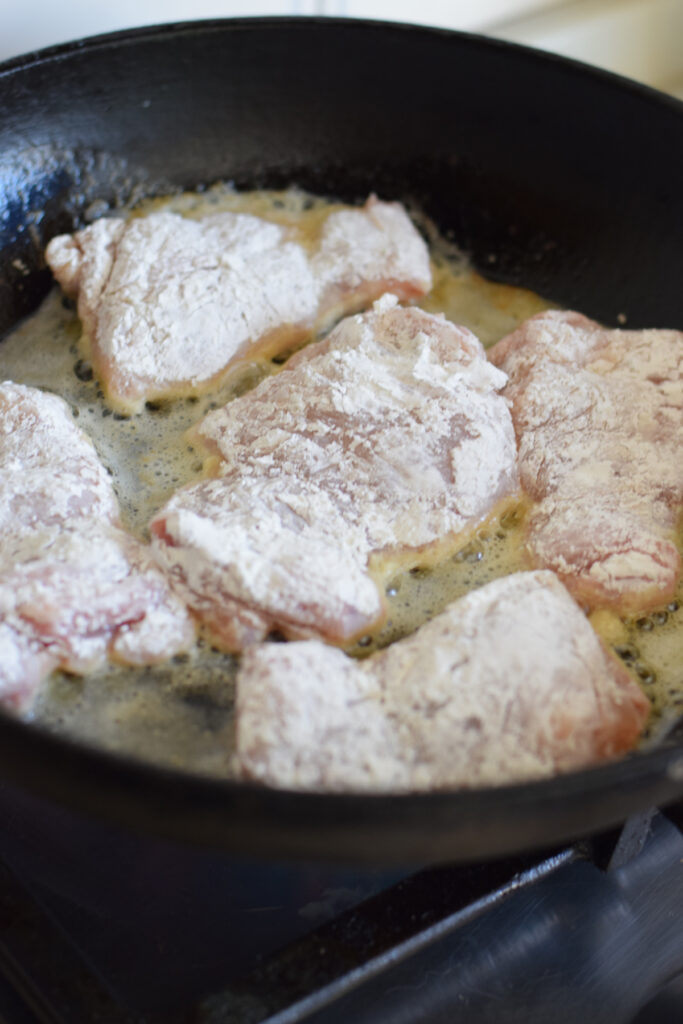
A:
489;310;683;612
236;570;650;791
0;382;195;710
45;197;432;413
150;296;520;651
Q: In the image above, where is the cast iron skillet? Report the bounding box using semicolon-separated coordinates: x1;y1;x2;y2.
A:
0;18;681;866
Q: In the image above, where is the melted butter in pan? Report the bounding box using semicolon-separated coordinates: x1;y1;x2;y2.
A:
40;644;238;775
0;186;680;774
348;502;529;658
594;582;683;744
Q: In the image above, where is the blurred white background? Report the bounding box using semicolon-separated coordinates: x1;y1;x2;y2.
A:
2;0;682;96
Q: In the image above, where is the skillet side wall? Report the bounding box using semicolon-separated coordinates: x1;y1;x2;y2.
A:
0;19;681;865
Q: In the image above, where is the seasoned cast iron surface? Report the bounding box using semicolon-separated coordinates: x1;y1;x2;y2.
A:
0;19;681;862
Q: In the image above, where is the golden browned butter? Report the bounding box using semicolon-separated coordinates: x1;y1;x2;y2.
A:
0;186;679;773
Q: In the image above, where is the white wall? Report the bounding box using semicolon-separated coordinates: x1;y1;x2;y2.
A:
491;0;683;96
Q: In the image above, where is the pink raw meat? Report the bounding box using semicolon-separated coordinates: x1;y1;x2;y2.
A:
0;382;195;710
235;571;649;791
150;296;519;651
45;196;432;412
489;310;683;612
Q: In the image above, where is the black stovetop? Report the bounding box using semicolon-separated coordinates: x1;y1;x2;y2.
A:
1;803;682;1024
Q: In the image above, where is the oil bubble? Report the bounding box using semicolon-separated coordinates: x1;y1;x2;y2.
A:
615;644;639;663
74;359;93;382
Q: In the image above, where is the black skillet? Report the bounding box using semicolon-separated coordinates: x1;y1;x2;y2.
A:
0;17;682;867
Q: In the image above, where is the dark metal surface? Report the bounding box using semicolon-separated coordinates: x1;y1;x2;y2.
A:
0;18;682;863
0;780;412;1015
204;810;683;1024
0;857;134;1024
0;809;681;1023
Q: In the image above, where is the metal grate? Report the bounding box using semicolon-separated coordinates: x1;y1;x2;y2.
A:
0;808;681;1023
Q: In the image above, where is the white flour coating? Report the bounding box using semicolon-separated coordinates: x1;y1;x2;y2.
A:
489;310;683;612
235;570;650;791
0;380;119;534
0;382;194;709
0;621;56;709
150;296;519;650
45;197;432;412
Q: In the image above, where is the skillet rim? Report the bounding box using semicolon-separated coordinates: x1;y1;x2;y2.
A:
1;694;683;865
0;15;681;865
0;13;682;117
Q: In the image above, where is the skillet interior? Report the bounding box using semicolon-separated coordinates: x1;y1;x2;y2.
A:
0;17;682;865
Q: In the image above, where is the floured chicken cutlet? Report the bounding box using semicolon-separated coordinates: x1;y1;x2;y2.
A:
236;570;649;791
150;296;519;651
0;383;195;710
489;310;683;613
45;197;432;413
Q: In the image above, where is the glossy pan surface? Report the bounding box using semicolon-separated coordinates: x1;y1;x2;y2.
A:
0;18;681;864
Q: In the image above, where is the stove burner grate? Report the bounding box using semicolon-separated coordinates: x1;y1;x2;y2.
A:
0;808;682;1024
